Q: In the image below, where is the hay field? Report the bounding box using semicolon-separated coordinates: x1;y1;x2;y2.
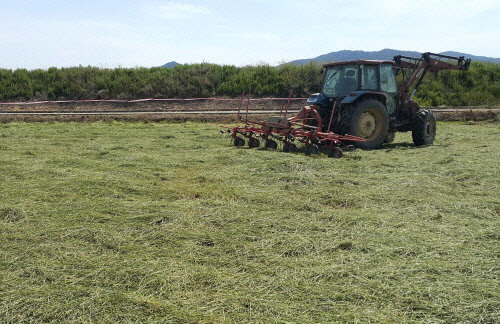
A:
1;121;498;323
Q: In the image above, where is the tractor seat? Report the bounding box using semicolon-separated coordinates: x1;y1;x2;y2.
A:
339;69;358;94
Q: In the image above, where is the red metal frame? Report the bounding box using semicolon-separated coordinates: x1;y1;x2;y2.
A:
222;91;365;157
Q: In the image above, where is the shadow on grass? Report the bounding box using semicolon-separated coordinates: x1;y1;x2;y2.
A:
381;142;418;149
240;141;429;158
254;146;364;160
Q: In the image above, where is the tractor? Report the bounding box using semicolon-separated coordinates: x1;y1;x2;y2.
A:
306;52;471;149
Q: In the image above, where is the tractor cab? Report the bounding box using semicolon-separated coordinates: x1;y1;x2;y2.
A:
307;60;398;116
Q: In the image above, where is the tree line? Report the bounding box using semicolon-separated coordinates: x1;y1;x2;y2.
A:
0;62;498;106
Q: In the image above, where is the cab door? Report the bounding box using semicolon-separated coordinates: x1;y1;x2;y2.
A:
379;64;398;118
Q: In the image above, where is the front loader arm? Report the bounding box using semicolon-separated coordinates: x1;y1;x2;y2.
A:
394;52;471;103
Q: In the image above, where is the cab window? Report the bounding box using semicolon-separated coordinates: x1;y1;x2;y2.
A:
379;64;397;94
361;65;377;90
322;64;358;97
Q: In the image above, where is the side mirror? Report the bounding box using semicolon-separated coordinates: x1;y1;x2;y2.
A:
320;68;325;74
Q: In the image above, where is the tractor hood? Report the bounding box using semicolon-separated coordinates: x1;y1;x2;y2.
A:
306;93;328;106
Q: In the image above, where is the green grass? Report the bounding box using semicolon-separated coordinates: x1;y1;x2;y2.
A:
0;121;499;323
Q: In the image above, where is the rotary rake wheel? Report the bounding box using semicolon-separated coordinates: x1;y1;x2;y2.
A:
265;139;278;149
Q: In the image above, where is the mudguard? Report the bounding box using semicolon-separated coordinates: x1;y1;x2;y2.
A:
340;91;386;104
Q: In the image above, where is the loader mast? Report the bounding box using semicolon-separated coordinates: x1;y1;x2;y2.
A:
393;52;471;104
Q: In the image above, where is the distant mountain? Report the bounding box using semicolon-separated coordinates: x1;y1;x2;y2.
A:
161;61;181;68
289;49;500;65
438;51;500;64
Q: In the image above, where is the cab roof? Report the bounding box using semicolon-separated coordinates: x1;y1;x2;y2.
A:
322;60;394;68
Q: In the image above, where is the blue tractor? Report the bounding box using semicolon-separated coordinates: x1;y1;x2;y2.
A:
306;52;470;149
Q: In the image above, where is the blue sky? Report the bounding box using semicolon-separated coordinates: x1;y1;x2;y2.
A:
0;0;498;69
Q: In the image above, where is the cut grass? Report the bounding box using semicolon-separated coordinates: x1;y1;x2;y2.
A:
0;121;499;323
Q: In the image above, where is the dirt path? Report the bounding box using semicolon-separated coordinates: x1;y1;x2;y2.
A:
1;99;498;114
0;107;499;116
0;100;498;122
0;99;308;112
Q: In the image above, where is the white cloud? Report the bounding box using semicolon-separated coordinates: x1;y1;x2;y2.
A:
143;2;209;19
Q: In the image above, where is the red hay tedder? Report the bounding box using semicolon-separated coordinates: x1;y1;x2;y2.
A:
221;90;365;158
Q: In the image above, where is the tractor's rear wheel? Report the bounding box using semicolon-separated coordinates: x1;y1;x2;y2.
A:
412;109;436;146
341;99;389;149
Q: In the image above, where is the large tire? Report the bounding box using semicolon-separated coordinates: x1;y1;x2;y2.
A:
341;99;389;149
412;110;436;146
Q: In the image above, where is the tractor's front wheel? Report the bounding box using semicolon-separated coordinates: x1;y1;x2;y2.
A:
412;109;436;146
341;99;389;149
